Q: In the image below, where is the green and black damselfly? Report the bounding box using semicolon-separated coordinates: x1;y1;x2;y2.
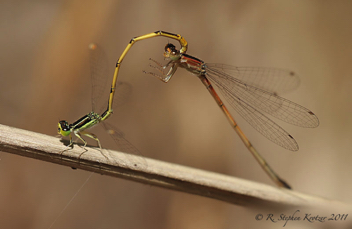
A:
57;43;145;168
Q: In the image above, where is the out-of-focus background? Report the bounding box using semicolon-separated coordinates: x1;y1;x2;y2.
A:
1;0;352;228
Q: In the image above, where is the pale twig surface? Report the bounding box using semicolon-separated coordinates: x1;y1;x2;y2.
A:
0;124;348;209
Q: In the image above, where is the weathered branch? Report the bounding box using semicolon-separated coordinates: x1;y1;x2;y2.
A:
0;124;347;209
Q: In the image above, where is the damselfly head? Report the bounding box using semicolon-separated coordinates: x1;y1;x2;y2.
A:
164;43;180;61
164;43;176;52
58;120;71;136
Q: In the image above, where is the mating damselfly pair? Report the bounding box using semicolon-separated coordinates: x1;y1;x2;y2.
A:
58;31;319;188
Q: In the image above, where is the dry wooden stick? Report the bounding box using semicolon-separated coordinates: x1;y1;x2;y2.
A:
0;124;347;209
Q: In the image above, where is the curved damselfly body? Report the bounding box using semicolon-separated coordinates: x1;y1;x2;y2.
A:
57;44;145;168
107;31;319;188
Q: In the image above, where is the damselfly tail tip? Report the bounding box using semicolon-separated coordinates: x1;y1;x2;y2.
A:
279;178;292;189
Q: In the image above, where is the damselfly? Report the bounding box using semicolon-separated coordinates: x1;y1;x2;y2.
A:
109;31;319;188
57;43;144;167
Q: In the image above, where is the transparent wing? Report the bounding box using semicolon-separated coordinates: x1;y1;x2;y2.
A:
113;82;132;109
205;64;300;95
89;43;132;113
100;122;147;169
206;71;299;151
206;66;319;128
89;43;109;113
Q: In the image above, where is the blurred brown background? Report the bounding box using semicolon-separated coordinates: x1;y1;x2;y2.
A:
1;0;352;228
